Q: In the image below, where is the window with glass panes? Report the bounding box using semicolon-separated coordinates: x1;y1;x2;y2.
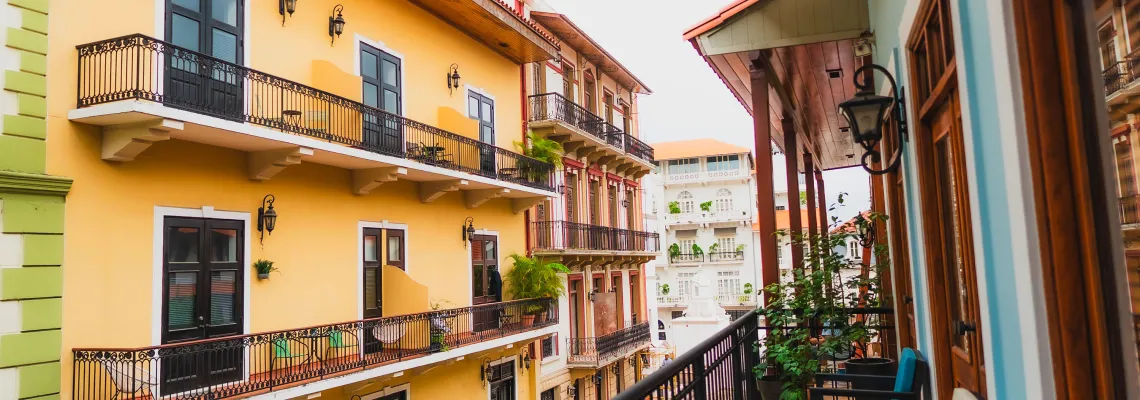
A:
715;188;733;212
706;155;741;172
676;272;696;296
671;310;684;319
677;191;695;214
678;239;697;261
716;237;736;254
668;158;699;174
717;270;741;295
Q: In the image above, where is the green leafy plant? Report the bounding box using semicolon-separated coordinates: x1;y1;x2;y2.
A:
743;283;754;295
736;243;746;253
709;243;720;254
690;243;704;257
253;259;277;278
699;201;713;212
661;284;670;295
668;243;681;259
504;253;569;314
668;201;681;214
514;132;564;167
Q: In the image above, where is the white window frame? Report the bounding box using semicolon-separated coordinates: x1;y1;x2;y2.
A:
358;220;411;320
361;383;411;400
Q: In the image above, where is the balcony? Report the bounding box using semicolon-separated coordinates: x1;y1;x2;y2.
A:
1122;194;1140;226
70;35;554;208
663;168;750;186
669;252;703;265
529;220;660;262
655;293;758;308
709;250;745;262
1105;57;1140;108
664;210;752;226
566;322;652;368
527;93;654;174
72;298;556;400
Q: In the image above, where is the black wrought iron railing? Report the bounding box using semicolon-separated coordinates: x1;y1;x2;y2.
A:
75;34;554;191
670;252;704;263
72;298;556;400
527;92;654;162
614;308;896;400
709;251;744;262
566;322;651;367
1105;58;1140;97
530;220;659;252
1122;194;1140;225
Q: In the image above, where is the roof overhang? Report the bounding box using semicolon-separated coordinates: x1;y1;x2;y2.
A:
684;0;871;171
407;0;560;64
531;11;652;94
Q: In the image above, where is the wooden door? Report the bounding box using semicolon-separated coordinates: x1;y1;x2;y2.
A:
161;217;244;394
612;274;624;329
164;0;243;121
472;235;498;331
385;229;405;271
363;228;383;319
908;0;986;396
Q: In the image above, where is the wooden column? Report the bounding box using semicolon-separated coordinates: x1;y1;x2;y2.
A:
750;59;779;303
804;153;819;267
784;118;804;272
816;170;828;233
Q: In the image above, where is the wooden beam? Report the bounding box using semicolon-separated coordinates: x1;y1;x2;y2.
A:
101;119;181;162
751;58;779;306
419;179;468;203
249;147;314;181
785;118;803;273
816;170;828;236
465;188;510;209
804;153;819;266
352;167;407;195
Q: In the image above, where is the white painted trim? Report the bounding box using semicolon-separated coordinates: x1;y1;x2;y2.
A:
357;220;412;320
250;325;557;400
487;355;519;400
354;33;408;118
153;0;252;68
361;382;410;400
467;229;501;305
151;205;252;346
67;101;558;198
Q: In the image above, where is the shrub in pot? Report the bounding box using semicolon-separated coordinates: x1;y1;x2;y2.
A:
253;259;277;280
504;253;568;327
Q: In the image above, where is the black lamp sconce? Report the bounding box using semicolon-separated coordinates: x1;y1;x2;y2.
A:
447;64;462;95
593;372;603;385
588;287;599;302
837;63;908;175
566;383;577;398
518;349;532;369
257;194;277;245
480;359;493;386
628;356;636;367
278;0;297;26
462;217;476;247
856;214;876;248
622;199;630;208
328;4;346;46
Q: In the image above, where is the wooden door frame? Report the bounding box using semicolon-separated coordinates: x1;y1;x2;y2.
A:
1011;0;1138;397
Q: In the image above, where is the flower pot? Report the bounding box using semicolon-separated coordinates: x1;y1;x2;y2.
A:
521;314;536;327
845;357;896;392
756;376;785;400
257;273;270;280
536;313;547;324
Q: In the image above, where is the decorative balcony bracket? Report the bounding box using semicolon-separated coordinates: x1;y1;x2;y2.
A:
249;147;314;181
512;197;545;214
352;167;408;195
101;118;182;162
466;188;510;209
420;179;468;203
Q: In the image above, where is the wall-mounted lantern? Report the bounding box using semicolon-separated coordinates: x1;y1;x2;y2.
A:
448;64;462;95
257;194;277;244
279;0;297;25
480;359;493;386
518;349;532;369
622;199;630;208
566;383;578;398
593;371;603;385
328;4;346;46
855;214;876;248
462;217;476;247
837;63;907;175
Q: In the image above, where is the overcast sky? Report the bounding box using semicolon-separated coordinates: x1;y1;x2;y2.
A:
547;0;872;225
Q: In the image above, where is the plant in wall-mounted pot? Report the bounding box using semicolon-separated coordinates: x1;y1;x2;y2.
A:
668;201;681;214
253;259;277;280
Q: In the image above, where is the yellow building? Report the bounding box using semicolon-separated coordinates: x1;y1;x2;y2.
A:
7;0;592;398
515;3;658;399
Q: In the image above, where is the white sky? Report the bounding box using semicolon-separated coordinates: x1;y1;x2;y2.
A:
547;0;872;225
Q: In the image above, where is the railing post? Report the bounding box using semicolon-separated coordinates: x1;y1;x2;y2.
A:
692;353;708;399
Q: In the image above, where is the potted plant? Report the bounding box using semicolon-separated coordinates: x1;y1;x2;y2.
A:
668;201;681;214
513;132;564;181
253;259;277;280
740;283;754;303
690;243;704;258
661;283;670;295
429;299;454;352
699;201;712;213
504;253;568;327
668;243;681;260
709;242;720;255
736;243;746;253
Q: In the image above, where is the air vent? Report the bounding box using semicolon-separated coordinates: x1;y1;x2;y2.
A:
840;127;850;133
827;69;843;79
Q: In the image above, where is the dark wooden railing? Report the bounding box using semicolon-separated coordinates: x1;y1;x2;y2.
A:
528;92;654;162
1122;194;1140;225
566;322;651;367
530;220;659;252
75;34;554;191
614;308;895;400
72;298;556;400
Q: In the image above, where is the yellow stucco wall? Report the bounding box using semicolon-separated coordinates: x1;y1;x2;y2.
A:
46;1;540;398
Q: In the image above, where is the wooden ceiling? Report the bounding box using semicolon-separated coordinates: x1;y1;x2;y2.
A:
530;12;651;93
702;41;867;171
406;0;560;64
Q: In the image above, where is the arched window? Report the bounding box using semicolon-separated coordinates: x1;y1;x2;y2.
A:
715;188;733;212
677;191;695;214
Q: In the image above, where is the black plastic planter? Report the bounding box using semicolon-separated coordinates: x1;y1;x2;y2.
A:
756;376;785;400
846;357;897;391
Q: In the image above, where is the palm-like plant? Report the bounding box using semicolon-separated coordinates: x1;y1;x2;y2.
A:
515;132;564;167
504;253;569;314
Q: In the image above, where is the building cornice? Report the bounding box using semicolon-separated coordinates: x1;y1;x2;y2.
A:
0;171;73;196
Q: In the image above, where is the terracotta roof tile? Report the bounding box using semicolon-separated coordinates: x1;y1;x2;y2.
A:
651;138;751;161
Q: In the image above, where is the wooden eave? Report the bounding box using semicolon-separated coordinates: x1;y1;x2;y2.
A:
531;11;652;94
407;0;560;63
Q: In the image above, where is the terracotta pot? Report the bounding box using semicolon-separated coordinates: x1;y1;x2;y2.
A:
521;315;536;327
536;313;547;324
